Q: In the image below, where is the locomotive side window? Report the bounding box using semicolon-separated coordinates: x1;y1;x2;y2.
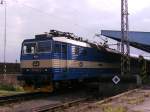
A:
37;41;51;53
75;46;79;55
54;43;61;53
23;43;36;54
62;44;67;54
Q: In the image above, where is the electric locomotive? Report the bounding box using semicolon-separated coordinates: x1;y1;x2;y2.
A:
19;30;143;92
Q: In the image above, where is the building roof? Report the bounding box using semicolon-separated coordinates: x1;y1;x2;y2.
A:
101;30;150;53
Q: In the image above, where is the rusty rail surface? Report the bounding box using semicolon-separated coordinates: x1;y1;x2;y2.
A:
0;92;50;105
31;98;88;112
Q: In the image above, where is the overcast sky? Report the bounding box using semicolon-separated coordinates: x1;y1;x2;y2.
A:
0;0;150;62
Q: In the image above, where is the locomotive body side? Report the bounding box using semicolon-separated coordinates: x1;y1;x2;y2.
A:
19;36;121;92
51;37;120;81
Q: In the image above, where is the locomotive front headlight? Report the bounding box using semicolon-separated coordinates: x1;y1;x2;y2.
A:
26;69;29;72
45;69;48;71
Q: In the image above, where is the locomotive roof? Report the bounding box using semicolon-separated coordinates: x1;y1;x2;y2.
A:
23;30;130;57
23;36;91;47
22;34;150;61
23;30;91;47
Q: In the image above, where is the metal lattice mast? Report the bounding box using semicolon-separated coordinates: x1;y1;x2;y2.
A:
121;0;130;76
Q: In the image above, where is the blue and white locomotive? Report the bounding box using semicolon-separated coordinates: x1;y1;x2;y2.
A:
19;30;121;92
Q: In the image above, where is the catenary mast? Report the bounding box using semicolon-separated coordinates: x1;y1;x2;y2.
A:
121;0;130;76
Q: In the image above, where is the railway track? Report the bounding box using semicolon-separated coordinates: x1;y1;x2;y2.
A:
31;98;90;112
0;84;92;106
0;92;50;105
0;84;137;112
0;86;91;106
30;88;138;112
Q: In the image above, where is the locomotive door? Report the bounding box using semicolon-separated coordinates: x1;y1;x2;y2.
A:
61;43;68;75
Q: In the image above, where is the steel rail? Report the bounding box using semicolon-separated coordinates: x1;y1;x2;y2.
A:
31;98;88;112
0;92;50;105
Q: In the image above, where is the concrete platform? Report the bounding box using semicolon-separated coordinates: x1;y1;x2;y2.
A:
64;87;150;112
132;100;150;112
95;88;150;112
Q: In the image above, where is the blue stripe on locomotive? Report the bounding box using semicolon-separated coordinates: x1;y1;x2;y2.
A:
21;68;120;81
52;68;120;80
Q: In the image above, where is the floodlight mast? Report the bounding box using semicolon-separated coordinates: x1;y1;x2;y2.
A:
1;0;7;76
121;0;130;76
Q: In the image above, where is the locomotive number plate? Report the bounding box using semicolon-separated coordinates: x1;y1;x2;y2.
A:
32;61;40;67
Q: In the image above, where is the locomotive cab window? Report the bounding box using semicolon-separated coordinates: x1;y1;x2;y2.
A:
37;41;51;53
23;42;36;54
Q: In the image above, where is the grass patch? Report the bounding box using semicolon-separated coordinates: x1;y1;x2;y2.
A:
121;95;145;105
0;84;24;92
126;96;144;105
101;103;127;112
101;104;127;112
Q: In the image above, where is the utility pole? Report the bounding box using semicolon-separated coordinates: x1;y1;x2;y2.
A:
1;0;7;77
121;0;130;76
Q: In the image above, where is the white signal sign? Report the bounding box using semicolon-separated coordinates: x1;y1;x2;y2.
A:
112;75;120;84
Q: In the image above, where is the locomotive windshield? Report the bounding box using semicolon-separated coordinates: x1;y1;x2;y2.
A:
22;42;36;54
22;41;51;54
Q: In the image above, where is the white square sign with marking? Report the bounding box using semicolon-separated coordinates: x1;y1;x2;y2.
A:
112;75;120;84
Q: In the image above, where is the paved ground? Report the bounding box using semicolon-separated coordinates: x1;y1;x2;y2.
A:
132;100;150;112
64;88;150;112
